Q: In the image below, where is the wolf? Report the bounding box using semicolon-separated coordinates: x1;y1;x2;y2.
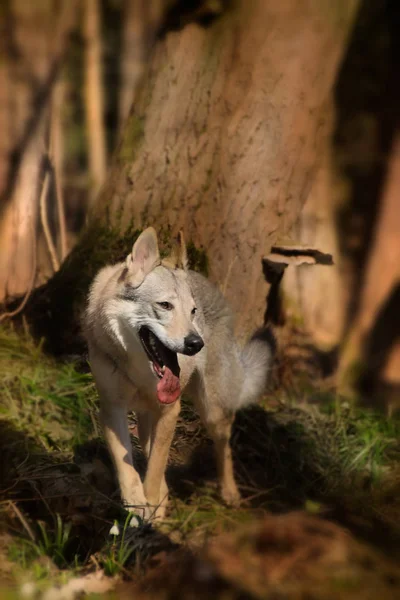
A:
84;227;274;520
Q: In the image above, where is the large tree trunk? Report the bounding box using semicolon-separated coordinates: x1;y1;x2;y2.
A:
332;0;400;404
96;0;359;338
338;130;400;401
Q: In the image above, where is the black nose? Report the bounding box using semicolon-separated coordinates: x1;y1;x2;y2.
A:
183;333;204;356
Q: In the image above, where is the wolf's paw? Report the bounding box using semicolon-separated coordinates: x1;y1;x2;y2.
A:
149;503;167;522
122;490;151;521
124;500;167;522
144;494;169;522
123;502;148;520
221;485;241;508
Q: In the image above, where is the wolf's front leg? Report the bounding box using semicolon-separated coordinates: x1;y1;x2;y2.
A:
143;400;181;520
100;403;150;519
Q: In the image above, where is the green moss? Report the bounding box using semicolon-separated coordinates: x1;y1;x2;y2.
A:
187;241;209;276
117;114;145;164
153;227;209;276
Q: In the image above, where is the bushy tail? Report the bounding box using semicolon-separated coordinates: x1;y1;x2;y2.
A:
236;327;276;410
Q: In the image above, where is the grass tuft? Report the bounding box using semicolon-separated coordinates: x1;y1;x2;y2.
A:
0;325;98;450
9;513;73;570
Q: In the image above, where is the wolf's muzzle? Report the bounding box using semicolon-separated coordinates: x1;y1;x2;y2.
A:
182;333;204;356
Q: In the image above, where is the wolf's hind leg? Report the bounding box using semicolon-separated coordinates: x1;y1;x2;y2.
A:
192;379;241;506
206;412;241;506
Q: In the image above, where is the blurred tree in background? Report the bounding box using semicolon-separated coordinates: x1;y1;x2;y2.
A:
0;0;399;407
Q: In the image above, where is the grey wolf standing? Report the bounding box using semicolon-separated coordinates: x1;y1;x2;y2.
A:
84;228;274;520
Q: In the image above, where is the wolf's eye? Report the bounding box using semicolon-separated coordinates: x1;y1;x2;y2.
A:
157;302;173;310
191;307;197;316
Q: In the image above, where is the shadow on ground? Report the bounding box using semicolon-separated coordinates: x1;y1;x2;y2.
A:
167;405;400;556
0;421;174;566
1;400;400;580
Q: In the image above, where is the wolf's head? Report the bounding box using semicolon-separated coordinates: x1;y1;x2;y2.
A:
115;227;204;404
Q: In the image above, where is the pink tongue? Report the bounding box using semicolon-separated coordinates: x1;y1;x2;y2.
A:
156;366;181;404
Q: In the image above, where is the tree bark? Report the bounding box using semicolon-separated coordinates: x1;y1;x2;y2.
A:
119;0;146;127
96;0;360;338
281;99;346;349
332;0;400;401
119;0;175;128
339;131;400;395
0;1;76;303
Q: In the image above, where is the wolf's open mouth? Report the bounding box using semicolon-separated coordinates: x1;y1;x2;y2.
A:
139;326;181;404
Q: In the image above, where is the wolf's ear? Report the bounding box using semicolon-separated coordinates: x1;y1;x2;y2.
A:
126;227;160;287
164;230;188;270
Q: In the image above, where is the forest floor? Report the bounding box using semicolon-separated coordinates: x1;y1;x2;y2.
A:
1;324;400;599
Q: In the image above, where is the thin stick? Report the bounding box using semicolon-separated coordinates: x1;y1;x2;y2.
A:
39;165;60;272
9;501;36;542
51;79;68;261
